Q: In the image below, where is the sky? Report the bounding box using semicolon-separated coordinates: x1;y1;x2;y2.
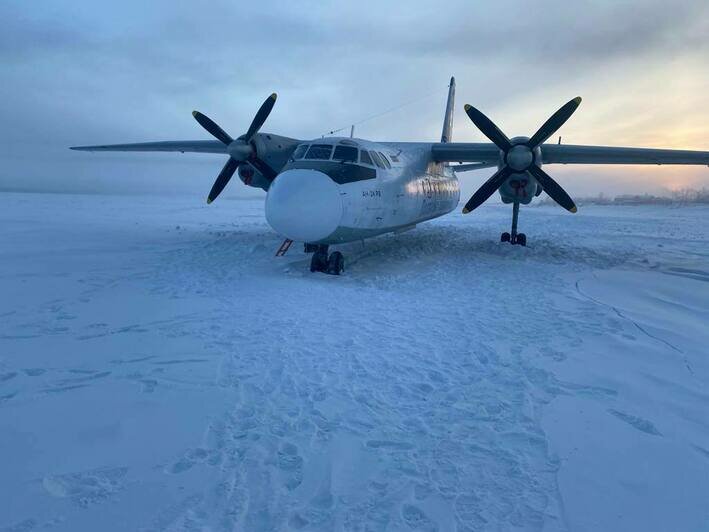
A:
1;0;708;200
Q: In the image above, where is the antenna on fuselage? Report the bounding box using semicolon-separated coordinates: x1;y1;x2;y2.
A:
350;125;355;138
320;85;447;138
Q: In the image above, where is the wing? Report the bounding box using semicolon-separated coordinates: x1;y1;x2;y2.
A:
70;140;227;154
431;143;500;164
431;142;709;166
451;162;499;172
541;144;709;165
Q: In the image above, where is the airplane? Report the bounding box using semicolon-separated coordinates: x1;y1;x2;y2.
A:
71;77;709;275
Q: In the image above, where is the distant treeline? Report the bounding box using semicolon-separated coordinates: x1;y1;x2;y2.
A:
536;188;709;206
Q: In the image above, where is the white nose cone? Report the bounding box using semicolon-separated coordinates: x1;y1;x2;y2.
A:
266;169;342;242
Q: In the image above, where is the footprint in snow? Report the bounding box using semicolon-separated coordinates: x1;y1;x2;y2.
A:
42;466;127;508
60;371;111;384
43;384;89;394
110;355;155;365
168;448;209;474
608;409;662;436
401;504;437;531
0;372;17;383
140;379;158;393
153;358;208;366
0;392;17;404
0;518;37;532
366;440;414;451
692;445;709;460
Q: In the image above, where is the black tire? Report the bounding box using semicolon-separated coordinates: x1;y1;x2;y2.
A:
501;232;511;243
327;251;344;275
310;252;327;272
516;233;527;246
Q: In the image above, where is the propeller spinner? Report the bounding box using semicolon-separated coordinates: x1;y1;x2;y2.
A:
193;93;278;203
462;97;581;214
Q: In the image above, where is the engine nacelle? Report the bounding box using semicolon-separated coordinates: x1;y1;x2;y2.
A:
237;164;268;190
497;136;542;204
248;133;301;190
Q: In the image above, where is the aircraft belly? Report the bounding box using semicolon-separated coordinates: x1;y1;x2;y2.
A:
316;173;460;244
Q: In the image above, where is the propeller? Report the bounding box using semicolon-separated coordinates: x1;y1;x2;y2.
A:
193;93;278;203
462;97;581;214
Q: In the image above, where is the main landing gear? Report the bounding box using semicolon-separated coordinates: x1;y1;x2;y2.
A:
501;201;527;246
308;244;344;275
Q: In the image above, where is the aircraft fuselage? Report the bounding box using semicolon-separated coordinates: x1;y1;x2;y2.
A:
265;138;460;245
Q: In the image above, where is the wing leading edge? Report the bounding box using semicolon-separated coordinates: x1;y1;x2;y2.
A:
432;142;709;166
70;140;227;154
541;144;709;165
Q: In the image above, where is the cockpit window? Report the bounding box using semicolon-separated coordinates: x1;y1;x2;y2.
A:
333;145;358;163
359;150;373;166
304;144;333;160
378;152;392;169
292;144;309;160
369;150;386;169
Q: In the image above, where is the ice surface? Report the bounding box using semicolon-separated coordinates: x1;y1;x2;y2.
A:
0;193;707;531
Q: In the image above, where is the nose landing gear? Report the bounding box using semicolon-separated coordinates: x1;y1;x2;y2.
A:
308;245;345;275
501;201;527;246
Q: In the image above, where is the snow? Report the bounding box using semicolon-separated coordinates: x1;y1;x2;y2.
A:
0;192;707;531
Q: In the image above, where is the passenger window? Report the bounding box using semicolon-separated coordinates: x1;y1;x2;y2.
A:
304;144;333;160
359;150;373;166
378;152;391;169
292;144;309;160
333;145;358;163
370;151;385;169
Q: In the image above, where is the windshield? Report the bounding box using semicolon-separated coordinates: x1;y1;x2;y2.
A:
333;145;358;162
304;144;333;160
292;144;309;160
369;150;385;169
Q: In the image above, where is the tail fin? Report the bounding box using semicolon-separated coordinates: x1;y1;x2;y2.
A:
440;77;455;143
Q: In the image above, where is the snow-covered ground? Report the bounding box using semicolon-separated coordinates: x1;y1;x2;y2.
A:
1;192;707;532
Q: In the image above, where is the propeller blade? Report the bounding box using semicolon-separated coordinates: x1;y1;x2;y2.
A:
462;166;514;214
464;104;512;152
527;97;582;148
244;93;277;141
207;158;239;204
248;157;278;182
192;111;233;145
527;165;577;212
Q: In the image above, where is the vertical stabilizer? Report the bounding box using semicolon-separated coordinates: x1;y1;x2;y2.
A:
440;77;455;143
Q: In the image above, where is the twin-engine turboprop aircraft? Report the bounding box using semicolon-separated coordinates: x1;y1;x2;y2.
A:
72;77;709;274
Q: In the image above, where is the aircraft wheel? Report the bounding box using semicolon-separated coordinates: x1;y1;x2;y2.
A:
516;233;527;246
327;251;345;275
501;232;511;243
310;250;328;272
